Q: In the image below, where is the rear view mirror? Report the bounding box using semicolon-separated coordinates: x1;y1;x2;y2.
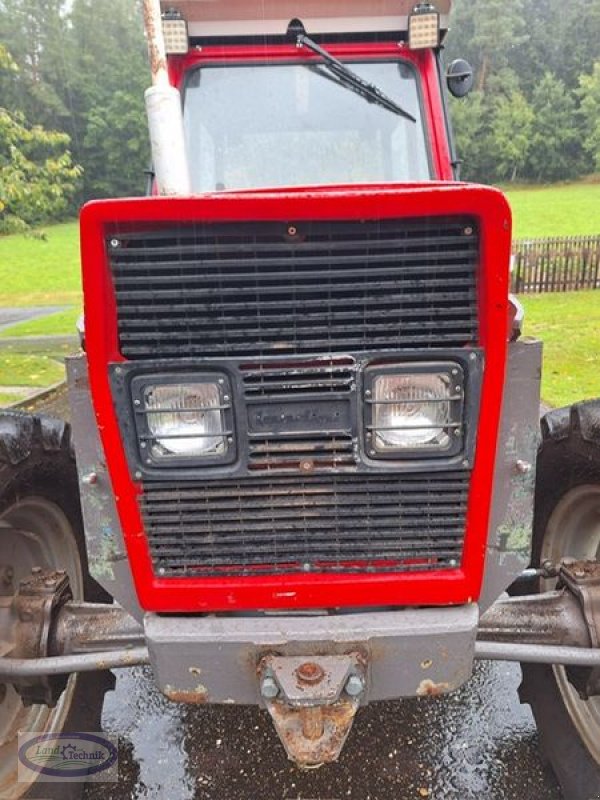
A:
447;59;474;98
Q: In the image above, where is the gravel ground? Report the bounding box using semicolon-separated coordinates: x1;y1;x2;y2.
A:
33;386;562;800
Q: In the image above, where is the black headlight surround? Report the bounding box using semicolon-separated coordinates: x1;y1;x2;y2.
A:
363;361;466;461
109;349;482;482
130;372;237;470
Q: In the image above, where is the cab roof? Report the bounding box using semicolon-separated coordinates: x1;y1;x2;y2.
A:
163;0;451;39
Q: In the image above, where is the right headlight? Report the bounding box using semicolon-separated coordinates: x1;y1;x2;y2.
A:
365;363;464;458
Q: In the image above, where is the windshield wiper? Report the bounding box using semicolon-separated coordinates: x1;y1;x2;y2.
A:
296;33;416;124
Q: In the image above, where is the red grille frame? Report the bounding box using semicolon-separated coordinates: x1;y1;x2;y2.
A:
81;183;511;612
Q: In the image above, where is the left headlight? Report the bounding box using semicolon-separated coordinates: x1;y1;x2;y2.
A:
365;363;464;458
132;375;234;465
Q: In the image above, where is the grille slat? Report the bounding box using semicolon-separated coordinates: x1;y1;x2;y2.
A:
141;473;468;577
109;217;478;359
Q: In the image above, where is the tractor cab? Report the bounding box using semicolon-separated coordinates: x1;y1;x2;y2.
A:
150;0;458;194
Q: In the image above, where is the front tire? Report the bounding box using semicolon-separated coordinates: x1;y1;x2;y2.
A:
520;400;600;799
0;412;113;799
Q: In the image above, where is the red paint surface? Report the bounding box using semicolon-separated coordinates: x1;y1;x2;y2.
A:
81;184;511;612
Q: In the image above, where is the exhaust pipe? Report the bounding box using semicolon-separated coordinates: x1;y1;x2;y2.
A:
142;0;191;196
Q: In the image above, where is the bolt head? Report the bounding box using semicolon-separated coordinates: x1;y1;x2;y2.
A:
516;460;532;475
260;676;279;699
345;674;365;697
296;662;325;685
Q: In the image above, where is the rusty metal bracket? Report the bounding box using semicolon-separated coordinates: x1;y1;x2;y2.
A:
10;567;72;705
259;653;365;768
558;560;600;699
559;560;600;648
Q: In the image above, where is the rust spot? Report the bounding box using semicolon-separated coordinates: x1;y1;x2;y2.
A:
296;662;325;685
268;698;358;767
142;0;168;79
163;683;209;704
417;679;450;697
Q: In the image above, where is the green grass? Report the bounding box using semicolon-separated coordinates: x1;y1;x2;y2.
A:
504;182;600;239
0;221;81;306
0;391;29;407
521;291;600;407
0;353;65;388
0;307;81;338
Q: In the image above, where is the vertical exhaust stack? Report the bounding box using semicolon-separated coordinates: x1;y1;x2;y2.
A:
142;0;191;196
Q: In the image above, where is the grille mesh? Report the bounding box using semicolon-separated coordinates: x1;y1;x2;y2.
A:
142;473;469;577
108;217;479;359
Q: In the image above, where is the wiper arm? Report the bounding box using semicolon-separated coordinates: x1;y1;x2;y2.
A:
296;33;416;124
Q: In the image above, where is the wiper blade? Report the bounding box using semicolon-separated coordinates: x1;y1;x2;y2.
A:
297;33;416;124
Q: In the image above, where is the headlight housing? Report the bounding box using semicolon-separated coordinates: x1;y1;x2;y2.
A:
365;363;464;458
131;374;235;467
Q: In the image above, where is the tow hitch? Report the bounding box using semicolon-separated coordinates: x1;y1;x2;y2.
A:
258;653;366;767
3;561;600;766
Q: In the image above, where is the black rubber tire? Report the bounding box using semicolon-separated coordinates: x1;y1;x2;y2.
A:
0;412;114;800
519;400;600;800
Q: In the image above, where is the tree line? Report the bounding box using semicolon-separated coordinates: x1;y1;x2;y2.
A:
446;0;600;183
0;0;599;232
0;0;149;232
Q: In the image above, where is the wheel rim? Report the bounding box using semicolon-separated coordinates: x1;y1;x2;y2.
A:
541;484;600;764
0;497;83;799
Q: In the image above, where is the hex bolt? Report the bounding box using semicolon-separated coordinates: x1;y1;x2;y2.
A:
82;471;98;485
345;674;365;697
260;675;279;699
109;238;120;249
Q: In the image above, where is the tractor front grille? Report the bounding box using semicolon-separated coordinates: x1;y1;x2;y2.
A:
111;215;479;580
108;217;479;359
141;472;469;577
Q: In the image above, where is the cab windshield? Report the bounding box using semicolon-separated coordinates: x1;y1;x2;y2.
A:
183;60;432;192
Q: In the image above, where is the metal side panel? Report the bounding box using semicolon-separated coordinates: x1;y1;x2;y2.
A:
145;604;478;704
66;354;144;622
479;338;543;613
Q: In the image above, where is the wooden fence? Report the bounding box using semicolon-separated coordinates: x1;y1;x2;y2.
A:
511;235;600;294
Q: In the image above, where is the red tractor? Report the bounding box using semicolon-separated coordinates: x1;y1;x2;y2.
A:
1;1;599;797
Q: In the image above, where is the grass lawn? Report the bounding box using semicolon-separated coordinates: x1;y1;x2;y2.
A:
521;291;600;408
0;221;81;306
504;182;600;239
0;353;65;389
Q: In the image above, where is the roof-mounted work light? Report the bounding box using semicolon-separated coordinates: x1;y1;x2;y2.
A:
161;8;188;54
408;2;441;50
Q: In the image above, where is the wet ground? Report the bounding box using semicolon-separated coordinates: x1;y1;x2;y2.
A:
34;387;562;800
83;661;560;800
